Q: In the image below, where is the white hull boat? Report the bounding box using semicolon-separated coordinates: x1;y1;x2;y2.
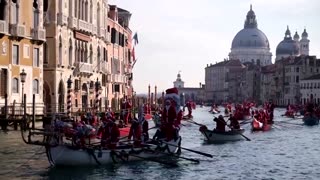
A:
199;128;245;142
47;137;182;166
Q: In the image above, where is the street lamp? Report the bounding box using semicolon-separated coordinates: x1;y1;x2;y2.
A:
20;69;27;105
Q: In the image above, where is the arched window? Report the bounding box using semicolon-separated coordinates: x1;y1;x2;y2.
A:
69;39;73;66
97;3;100;28
0;0;8;20
33;79;39;94
59;36;62;66
33;0;39;29
84;44;88;63
85;0;88;21
97;46;100;70
12;78;19;93
89;44;93;64
90;0;93;23
11;0;19;24
74;0;77;18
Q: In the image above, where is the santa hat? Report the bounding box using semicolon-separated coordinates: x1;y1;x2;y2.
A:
165;87;181;109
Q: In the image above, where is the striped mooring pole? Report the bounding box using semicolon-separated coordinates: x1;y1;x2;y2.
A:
95;78;101;113
67;76;73;118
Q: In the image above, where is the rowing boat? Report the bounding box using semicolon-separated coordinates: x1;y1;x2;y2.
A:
199;126;245;142
47;137;182;166
303;115;319;126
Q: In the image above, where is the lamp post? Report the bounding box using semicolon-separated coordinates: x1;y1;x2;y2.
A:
67;76;73;118
20;69;27;105
95;78;101;113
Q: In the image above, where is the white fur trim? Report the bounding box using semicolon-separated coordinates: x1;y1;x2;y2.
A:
165;94;179;101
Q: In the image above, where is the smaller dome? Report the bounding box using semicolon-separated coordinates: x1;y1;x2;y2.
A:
302;28;308;38
293;31;300;40
276;39;300;56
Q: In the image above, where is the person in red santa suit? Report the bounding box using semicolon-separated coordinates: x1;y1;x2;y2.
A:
128;119;142;146
121;97;132;125
161;88;182;141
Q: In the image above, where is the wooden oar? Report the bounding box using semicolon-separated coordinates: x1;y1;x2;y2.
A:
275;121;304;126
128;152;178;167
143;144;200;163
185;120;205;126
119;126;157;140
214;116;251;141
158;140;213;158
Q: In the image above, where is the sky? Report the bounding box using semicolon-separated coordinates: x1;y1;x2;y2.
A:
109;0;320;94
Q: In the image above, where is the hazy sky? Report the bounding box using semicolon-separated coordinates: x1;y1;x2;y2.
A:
109;0;320;94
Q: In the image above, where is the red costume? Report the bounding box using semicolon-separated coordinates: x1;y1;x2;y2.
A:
121;100;132;125
128;121;142;146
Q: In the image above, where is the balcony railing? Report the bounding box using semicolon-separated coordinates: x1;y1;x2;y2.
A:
77;62;93;74
10;24;25;37
68;17;78;29
0;20;8;34
100;61;109;74
57;13;68;26
112;74;125;83
31;27;46;41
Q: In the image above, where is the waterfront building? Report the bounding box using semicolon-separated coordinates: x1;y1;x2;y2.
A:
274;55;320;106
300;74;320;105
173;72;205;104
228;5;272;66
0;0;46;110
205;60;245;103
43;1;133;113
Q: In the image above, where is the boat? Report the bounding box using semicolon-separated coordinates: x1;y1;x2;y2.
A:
303;115;319;126
251;119;271;131
199;125;245;142
46;137;182;166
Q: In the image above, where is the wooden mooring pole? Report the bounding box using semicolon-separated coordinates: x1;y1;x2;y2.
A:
32;94;35;129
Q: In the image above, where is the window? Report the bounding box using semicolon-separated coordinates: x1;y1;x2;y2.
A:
33;0;39;29
23;45;30;58
59;37;62;65
12;45;19;64
33;48;39;67
33;79;39;94
0;69;8;97
11;0;18;24
43;43;48;64
0;0;7;20
69;39;73;66
12;78;19;93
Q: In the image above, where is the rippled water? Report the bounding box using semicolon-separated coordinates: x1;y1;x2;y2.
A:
0;107;319;180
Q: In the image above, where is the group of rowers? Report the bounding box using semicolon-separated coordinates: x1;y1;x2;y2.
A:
53;87;184;150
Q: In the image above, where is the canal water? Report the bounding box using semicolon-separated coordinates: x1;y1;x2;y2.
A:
0;107;319;180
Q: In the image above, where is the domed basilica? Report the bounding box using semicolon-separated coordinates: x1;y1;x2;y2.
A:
229;5;272;66
275;26;310;61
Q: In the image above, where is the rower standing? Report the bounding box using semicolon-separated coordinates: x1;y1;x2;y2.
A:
229;114;240;130
213;115;226;132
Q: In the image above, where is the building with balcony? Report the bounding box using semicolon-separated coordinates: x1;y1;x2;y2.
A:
43;1;134;113
107;5;133;111
300;74;320;105
43;0;109;113
0;0;46;111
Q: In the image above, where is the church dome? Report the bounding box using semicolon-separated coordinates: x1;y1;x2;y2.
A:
231;5;270;50
232;28;270;49
276;26;300;56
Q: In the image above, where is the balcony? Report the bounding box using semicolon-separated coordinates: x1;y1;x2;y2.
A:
98;28;105;38
77;62;93;75
68;17;78;29
0;20;8;34
57;13;68;26
100;61;109;74
92;26;97;35
10;24;25;38
112;74;124;83
31;27;46;42
124;67;132;74
78;19;92;32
